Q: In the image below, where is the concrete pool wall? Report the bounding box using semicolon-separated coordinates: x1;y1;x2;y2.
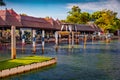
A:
0;58;57;78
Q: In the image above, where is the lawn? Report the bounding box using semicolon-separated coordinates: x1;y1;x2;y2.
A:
0;56;52;71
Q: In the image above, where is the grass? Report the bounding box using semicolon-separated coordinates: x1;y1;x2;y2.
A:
0;56;52;71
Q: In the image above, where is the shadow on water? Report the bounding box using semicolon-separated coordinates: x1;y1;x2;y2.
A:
0;40;120;80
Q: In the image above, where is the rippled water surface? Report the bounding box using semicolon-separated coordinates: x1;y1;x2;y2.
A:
0;40;120;80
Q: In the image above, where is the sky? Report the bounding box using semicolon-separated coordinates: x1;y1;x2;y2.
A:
1;0;120;20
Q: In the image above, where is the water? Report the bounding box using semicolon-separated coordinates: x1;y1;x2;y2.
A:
0;40;120;80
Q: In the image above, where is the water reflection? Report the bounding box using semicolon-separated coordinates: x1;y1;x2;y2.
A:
0;40;120;80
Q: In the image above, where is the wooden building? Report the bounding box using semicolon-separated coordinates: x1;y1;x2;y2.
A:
0;9;101;43
0;9;61;42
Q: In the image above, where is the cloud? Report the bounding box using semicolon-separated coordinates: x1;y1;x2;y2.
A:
66;0;120;18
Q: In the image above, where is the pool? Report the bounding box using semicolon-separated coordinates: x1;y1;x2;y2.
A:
0;40;120;80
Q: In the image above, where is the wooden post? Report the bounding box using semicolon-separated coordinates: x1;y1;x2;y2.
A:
32;29;36;53
84;35;87;44
78;33;80;44
42;30;45;53
105;34;110;43
21;30;25;51
59;34;61;44
55;31;58;52
75;33;79;44
11;26;16;59
83;35;87;49
72;32;74;47
68;34;71;44
92;35;94;42
47;33;50;43
68;33;72;49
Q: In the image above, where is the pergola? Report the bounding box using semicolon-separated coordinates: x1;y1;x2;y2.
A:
55;23;80;49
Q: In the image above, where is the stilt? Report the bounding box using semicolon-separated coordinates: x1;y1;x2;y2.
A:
84;35;87;45
59;34;61;44
68;33;72;49
32;29;36;53
55;31;58;52
11;26;16;59
42;30;45;53
78;33;80;43
68;34;71;44
92;35;94;42
83;35;87;49
47;33;49;43
21;30;25;52
105;35;110;43
72;32;74;48
76;33;79;44
83;43;86;49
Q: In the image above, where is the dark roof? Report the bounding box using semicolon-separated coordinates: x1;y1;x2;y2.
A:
89;24;102;32
18;15;54;29
0;9;61;30
0;17;5;26
76;24;95;31
19;15;42;28
0;9;22;26
0;9;101;32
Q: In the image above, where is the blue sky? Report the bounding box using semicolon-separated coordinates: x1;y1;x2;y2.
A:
1;0;120;20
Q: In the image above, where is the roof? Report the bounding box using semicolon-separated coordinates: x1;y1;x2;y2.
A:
0;17;5;26
76;24;95;31
61;23;97;32
0;9;22;26
0;9;101;32
18;15;54;29
45;18;61;30
89;24;102;32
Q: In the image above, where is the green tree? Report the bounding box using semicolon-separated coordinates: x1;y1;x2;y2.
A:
92;9;119;33
91;11;102;20
65;6;120;33
66;6;81;24
66;6;91;24
80;12;91;24
61;20;67;23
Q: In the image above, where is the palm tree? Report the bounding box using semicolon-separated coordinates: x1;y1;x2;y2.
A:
0;0;6;6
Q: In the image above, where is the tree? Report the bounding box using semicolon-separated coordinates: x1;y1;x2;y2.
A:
0;0;6;6
65;6;120;33
66;11;81;24
61;20;67;23
66;6;81;24
92;9;120;33
80;12;91;24
91;11;102;20
66;6;90;24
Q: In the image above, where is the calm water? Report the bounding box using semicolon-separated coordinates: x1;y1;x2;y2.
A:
0;40;120;80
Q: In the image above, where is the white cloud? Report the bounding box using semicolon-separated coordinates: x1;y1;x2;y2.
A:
66;0;120;18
